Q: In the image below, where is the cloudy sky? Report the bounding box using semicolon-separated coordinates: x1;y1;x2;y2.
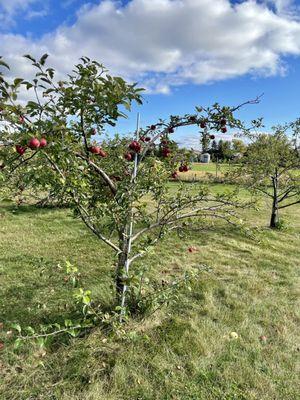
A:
1;0;300;147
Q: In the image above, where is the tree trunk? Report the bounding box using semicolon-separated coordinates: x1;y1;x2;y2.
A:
270;205;279;228
116;251;127;301
270;170;279;228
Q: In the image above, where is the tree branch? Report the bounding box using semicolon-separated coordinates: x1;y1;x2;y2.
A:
278;199;300;209
44;153;121;253
230;94;264;112
132;205;238;242
75;153;117;195
74;201;121;253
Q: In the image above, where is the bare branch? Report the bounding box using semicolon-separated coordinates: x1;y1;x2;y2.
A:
132;203;240;242
74;202;121;253
278;199;300;210
230;94;264;112
10;151;38;173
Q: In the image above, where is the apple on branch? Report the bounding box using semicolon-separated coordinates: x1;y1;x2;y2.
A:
28;138;40;149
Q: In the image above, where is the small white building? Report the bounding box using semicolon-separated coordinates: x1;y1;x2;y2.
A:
200;153;211;163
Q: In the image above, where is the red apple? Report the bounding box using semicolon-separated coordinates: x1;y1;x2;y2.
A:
210;135;215;140
16;145;26;155
129;140;141;153
188;246;197;253
171;171;178;179
99;149;107;157
182;165;189;172
179;166;184;172
28;137;40;149
89;146;101;154
161;139;169;145
162;148;171;157
19;115;25;124
220;118;226;126
92;128;97;135
168;127;174;134
39;138;47;148
145;137;151;142
124;152;132;161
221;127;227;133
189;116;197;122
200;121;206;129
150;125;156;130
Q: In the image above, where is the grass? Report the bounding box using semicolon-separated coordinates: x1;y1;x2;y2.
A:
178;162;233;181
0;184;300;400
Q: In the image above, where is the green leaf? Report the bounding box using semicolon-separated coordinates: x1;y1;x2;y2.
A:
13;78;23;86
39;54;49;66
23;54;36;63
83;295;91;305
14;338;22;349
11;323;21;333
68;329;78;337
64;319;73;327
24;82;33;90
37;337;45;348
0;60;10;70
25;326;35;335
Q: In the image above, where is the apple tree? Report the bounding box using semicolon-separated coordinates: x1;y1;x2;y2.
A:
0;55;258;319
230;128;300;228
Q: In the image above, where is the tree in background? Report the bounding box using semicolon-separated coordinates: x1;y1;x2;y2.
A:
218;140;233;161
208;139;247;162
0;55;258;321
231;129;300;228
200;130;210;153
232;139;247;156
210;139;218;160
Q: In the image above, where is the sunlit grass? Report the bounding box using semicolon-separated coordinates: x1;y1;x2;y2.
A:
0;184;299;400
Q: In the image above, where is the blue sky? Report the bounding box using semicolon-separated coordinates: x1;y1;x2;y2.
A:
1;0;300;147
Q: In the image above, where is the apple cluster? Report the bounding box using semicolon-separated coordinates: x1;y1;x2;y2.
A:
15;137;47;155
89;146;107;157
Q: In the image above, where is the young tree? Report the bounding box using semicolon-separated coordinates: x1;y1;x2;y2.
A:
232;130;300;228
0;55;258;317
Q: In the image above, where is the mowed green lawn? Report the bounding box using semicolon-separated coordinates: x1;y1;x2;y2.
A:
178;162;232;181
0;184;300;400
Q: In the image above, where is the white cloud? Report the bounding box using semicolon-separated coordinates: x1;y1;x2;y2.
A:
1;0;300;93
0;0;38;13
0;0;46;26
262;0;297;14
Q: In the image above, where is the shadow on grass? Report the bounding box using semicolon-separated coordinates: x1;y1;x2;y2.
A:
1;202;69;215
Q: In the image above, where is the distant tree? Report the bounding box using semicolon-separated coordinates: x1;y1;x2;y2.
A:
232;139;247;156
201;132;210;153
217;140;233;161
232;129;300;228
209;139;218;161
